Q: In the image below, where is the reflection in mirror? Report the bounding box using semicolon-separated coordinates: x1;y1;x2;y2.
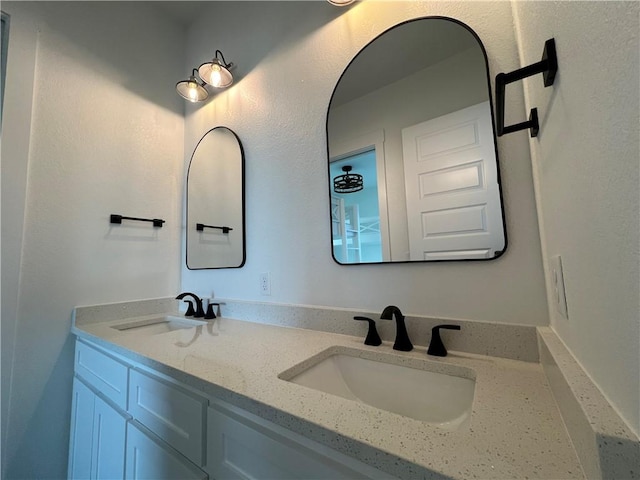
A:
187;127;245;269
327;17;506;264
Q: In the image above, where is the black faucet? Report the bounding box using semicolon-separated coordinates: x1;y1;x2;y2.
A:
427;324;461;357
175;292;205;318
380;305;413;351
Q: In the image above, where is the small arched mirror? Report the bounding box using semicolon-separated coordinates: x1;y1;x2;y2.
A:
187;126;245;269
327;17;506;264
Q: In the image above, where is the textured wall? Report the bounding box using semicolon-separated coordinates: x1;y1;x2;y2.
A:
1;3;184;477
181;1;549;325
512;1;639;436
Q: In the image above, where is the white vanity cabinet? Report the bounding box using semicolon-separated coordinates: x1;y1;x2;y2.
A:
69;340;207;480
69;341;130;479
69;338;395;480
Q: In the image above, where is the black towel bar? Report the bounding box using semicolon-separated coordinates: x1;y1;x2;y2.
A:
110;214;165;228
196;223;233;234
495;38;558;138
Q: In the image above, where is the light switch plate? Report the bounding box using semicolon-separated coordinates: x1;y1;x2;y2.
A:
551;255;569;319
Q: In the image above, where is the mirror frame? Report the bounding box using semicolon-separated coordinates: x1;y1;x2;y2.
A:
325;16;508;265
186;126;246;270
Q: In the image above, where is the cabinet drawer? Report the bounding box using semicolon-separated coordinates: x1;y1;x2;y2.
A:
75;341;128;409
128;369;206;466
207;401;396;480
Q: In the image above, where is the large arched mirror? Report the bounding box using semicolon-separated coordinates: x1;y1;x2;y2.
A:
327;17;506;264
187;126;245;269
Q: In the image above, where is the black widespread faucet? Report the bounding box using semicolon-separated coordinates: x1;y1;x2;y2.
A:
175;292;205;318
380;305;413;352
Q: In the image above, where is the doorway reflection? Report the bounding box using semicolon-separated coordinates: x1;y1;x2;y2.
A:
330;150;383;263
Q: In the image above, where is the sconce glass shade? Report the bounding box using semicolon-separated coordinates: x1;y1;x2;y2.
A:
327;0;355;5
333;165;363;194
198;52;234;88
176;71;208;102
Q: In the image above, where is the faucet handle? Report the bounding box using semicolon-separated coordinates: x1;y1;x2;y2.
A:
205;303;218;320
427;324;461;357
183;300;195;317
353;316;382;346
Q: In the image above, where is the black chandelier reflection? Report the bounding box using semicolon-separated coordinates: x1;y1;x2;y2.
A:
333;165;363;194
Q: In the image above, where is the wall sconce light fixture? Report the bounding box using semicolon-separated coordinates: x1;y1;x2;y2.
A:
176;68;209;103
334;165;363;194
327;0;355;5
176;50;235;102
198;50;234;88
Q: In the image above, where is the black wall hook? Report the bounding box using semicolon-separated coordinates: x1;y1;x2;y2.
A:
495;38;558;138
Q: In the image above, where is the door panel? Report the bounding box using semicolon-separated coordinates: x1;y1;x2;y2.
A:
93;395;126;480
68;379;95;480
402;101;504;260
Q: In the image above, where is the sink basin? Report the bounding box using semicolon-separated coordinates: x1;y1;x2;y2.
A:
280;349;475;429
111;315;207;335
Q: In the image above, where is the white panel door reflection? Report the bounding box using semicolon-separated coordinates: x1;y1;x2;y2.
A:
402;101;504;260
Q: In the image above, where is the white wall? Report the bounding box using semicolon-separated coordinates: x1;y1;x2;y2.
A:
512;1;639;435
1;7;38;473
181;1;549;326
1;2;185;477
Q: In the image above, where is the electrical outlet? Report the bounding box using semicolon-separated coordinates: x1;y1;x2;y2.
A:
259;272;271;296
550;255;568;319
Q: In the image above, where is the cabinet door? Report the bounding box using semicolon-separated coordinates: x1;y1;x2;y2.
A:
125;422;207;480
68;378;95;479
92;395;126;479
68;378;127;480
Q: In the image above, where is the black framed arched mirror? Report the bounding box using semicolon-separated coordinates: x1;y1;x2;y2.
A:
327;17;506;264
186;126;246;269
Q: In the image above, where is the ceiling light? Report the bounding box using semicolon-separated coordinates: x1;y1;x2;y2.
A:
333;165;364;194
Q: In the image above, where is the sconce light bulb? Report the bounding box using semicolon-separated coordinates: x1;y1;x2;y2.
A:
210;64;222;87
187;81;199;102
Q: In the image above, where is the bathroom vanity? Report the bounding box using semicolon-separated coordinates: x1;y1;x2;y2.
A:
68;298;591;480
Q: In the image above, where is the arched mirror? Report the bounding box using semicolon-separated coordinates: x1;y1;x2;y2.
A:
327;17;506;264
187;126;245;269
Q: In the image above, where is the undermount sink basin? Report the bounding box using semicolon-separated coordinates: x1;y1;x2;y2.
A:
280;349;475;429
111;315;207;335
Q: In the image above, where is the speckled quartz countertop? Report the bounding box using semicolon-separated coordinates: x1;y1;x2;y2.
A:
73;310;584;480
